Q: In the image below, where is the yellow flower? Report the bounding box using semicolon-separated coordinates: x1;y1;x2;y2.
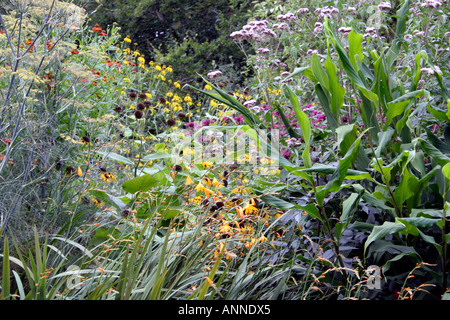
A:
212;177;220;187
100;172;117;182
219;223;232;233
232;186;250;195
202;161;213;168
123;77;131;83
195;181;214;197
137;56;145;64
258;233;268;243
124;35;132;43
185;176;194;185
243;201;259;215
204;84;212;90
92;197;102;207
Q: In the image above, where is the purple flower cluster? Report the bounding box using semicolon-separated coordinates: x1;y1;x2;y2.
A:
314;6;339;20
230;20;277;43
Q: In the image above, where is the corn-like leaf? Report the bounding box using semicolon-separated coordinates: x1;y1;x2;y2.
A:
284;85;312;168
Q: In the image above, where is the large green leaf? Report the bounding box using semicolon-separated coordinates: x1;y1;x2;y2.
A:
315;130;366;205
285;85;312;168
315;84;339;131
384;90;425;129
393;166;419;210
420;139;450;166
122;174;159;194
372;52;393;114
311;54;329;90
348;30;363;70
323;18;378;106
364;221;406;254
97;151;134;165
324;56;345;117
375;128;394;157
336;124;357;156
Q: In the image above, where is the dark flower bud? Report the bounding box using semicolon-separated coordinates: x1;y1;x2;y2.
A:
215;201;224;209
222;179;228;187
134;110;143;119
174;164;183;172
166;118;176;126
143;101;152;107
114;105;123;112
81;136;90;144
178;112;186;119
137;103;145;110
66;166;75;175
129;92;137;100
158;97;166;104
138;93;147;100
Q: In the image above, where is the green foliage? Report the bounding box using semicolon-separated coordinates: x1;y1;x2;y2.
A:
1;0;450;302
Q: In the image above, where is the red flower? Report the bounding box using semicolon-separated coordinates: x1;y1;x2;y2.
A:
71;49;79;54
92;24;102;32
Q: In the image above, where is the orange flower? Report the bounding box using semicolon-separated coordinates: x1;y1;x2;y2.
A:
92;24;102;32
236;206;244;219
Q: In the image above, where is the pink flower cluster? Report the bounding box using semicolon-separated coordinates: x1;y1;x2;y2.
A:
314;22;323;34
338;27;352;36
297;8;309;14
314;6;339;20
378;2;392;11
420;0;443;8
207;70;222;79
363;27;377;39
230;20;277;43
277;12;297;22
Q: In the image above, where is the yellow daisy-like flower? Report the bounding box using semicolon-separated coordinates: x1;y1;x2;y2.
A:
100;172;117;182
137;56;145;64
124;35;132;43
232;186;250;195
243;201;258;215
